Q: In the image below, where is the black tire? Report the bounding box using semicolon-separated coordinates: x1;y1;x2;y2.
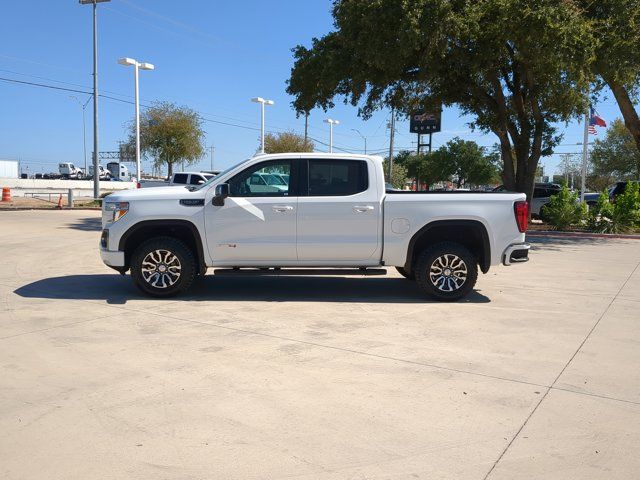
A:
395;266;415;280
130;236;196;297
414;242;478;302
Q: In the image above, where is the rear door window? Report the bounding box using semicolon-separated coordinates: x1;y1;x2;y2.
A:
307;160;368;196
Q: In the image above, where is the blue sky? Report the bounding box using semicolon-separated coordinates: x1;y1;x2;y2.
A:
0;0;625;177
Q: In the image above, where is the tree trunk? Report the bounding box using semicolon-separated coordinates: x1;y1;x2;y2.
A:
606;78;640;156
167;161;174;177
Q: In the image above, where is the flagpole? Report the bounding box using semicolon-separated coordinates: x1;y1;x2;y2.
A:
580;106;589;204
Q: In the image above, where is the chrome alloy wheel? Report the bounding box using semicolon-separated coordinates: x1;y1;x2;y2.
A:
141;249;182;289
429;254;468;292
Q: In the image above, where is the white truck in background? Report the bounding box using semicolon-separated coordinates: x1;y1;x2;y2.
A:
59;162;85;179
139;171;216;188
100;153;530;301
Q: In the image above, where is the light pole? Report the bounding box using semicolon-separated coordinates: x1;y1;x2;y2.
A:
70;95;92;175
351;128;367;154
80;0;110;198
118;57;154;184
251;97;274;154
324;119;339;153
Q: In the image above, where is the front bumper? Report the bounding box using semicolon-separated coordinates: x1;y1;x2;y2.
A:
100;248;125;267
502;243;530;266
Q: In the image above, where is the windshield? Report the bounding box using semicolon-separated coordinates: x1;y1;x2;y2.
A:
195;158;252;190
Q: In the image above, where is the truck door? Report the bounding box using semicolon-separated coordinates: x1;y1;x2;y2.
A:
296;158;381;262
204;158;298;264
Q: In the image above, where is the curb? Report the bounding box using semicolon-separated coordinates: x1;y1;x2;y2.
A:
527;230;640;240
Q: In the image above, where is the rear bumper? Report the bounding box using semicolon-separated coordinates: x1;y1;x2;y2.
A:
502;243;530;266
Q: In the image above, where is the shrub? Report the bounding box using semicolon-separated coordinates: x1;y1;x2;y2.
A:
586;191;614;233
541;186;586;230
611;181;640;233
587;183;640;233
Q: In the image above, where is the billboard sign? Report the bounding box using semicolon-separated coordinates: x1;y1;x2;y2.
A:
409;109;441;134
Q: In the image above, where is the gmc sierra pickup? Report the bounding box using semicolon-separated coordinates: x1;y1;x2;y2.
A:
100;153;530;301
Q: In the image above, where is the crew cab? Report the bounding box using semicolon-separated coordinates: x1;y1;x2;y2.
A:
100;153;530;301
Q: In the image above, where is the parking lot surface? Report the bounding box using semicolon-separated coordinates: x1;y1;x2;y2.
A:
1;210;639;480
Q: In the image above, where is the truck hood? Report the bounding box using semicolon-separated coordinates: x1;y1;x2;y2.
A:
105;186;200;202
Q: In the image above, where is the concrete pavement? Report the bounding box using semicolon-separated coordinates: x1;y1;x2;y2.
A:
0;210;639;479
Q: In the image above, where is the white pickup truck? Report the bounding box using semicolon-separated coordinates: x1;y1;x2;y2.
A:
100;153;530;301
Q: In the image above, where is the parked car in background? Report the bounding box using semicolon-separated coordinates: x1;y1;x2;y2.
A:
493;182;561;217
170;172;216;186
139;172;216;188
609;181;639;202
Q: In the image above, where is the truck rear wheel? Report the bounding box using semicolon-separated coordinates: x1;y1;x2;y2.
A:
130;236;196;297
414;242;477;302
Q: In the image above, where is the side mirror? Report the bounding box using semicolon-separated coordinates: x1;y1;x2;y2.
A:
212;183;229;206
197;179;205;185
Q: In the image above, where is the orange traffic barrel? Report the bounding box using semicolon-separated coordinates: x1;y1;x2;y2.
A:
1;187;11;202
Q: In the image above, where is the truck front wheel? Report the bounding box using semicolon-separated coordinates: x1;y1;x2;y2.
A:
130;236;196;297
414;242;478;302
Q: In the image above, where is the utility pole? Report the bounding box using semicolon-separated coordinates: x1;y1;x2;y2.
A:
210;145;215;171
304;112;309;143
80;0;111;198
388;107;395;180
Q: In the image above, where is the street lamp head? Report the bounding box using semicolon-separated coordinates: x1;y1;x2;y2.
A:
118;57;137;67
251;97;274;105
79;0;110;3
139;62;155;71
324;119;339;125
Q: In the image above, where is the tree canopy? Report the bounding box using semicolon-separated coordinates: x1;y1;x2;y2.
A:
131;102;205;177
264;131;314;154
585;0;640;153
591;118;640;180
287;0;594;202
394;139;499;188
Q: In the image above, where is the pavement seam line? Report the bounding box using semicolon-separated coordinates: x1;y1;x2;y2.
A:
0;312;121;340
482;260;640;480
9;281;640;406
70;295;640;406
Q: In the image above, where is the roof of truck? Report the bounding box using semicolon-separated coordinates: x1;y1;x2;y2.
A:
251;152;384;162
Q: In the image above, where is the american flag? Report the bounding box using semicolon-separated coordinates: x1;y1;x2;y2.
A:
588;107;606;135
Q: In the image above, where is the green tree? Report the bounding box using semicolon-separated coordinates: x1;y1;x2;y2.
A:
382;159;408;189
433;138;500;187
396;151;449;188
590;119;640;180
132;102;205;177
287;0;594;203
585;0;640;154
264;131;314;154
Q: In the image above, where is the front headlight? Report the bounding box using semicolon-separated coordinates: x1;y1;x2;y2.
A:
104;201;129;222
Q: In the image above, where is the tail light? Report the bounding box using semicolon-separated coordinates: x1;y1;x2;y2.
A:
514;201;528;233
136;182;141;189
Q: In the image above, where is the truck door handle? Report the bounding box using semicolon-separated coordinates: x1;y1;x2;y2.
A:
353;205;374;213
272;205;294;213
